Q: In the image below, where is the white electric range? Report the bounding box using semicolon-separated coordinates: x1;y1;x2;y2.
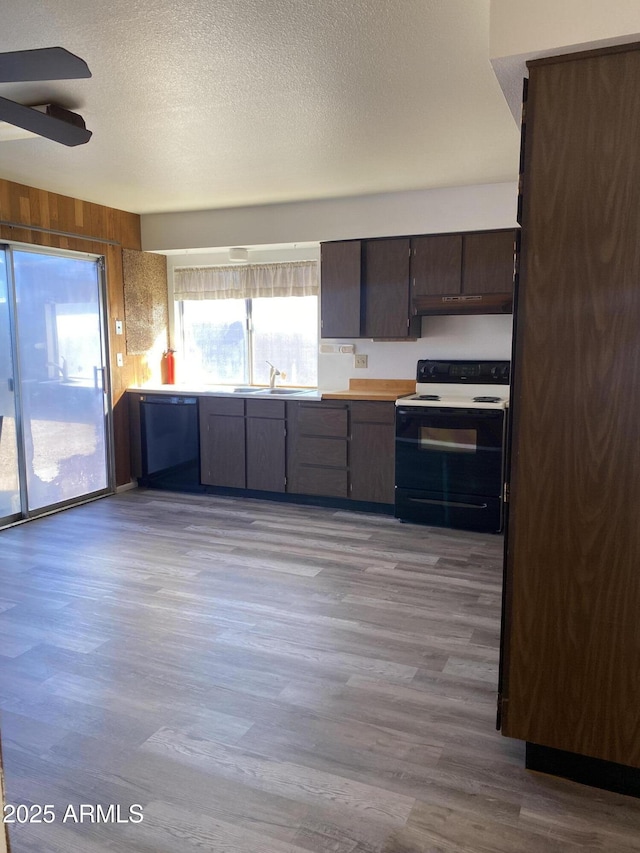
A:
398;359;510;410
394;360;511;532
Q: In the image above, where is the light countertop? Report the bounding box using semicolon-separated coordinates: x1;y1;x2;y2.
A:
126;384;323;400
321;378;415;401
127;378;415;403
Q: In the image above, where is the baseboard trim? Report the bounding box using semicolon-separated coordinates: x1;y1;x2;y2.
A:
116;480;138;493
203;485;394;515
137;479;394;515
526;742;640;799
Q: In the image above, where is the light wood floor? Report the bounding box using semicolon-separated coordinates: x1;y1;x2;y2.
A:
0;490;638;852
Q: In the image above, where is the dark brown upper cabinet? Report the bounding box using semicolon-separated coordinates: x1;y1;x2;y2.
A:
363;239;412;339
321;229;517;338
320;240;362;338
411;229;516;316
411;234;462;297
320;238;416;340
463;230;515;295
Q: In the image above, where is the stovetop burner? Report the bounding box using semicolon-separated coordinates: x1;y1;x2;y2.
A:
397;359;511;410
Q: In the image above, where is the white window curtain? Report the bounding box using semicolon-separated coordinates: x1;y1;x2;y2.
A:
174;260;318;301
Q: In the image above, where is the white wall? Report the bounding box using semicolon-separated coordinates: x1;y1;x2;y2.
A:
489;0;640;122
319;314;513;389
142;183;518;252
490;0;640;58
158;181;518;390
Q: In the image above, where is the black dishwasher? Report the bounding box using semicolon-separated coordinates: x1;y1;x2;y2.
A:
139;395;201;491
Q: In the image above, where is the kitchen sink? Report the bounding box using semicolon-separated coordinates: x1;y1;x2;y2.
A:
229;386;316;396
257;388;313;396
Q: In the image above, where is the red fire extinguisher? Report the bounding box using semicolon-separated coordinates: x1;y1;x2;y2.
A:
163;349;176;384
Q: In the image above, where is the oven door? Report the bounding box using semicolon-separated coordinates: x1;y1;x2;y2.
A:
395;405;505;497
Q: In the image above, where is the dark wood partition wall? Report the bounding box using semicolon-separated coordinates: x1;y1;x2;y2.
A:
502;44;640;767
0;179;144;486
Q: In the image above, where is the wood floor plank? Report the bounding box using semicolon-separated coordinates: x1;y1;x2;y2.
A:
0;489;638;852
140;725;416;825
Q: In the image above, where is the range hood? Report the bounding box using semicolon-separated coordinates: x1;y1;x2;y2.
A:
412;291;513;317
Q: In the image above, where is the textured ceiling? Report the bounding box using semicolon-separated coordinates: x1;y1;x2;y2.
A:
0;0;520;214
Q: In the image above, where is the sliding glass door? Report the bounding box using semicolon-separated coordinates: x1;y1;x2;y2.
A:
0;246;111;521
0;253;21;524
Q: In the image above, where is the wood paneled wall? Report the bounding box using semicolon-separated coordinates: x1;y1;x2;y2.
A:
0;178;149;486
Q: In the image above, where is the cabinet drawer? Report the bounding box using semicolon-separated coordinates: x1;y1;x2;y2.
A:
290;467;348;498
295;436;347;468
296;405;348;437
245;398;285;419
200;396;244;416
349;401;396;424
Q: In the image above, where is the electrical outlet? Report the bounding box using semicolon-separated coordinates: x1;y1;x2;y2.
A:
116;353;124;367
354;354;368;369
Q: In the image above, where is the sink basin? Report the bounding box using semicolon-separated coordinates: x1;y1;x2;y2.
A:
257;388;314;396
229;386;316;396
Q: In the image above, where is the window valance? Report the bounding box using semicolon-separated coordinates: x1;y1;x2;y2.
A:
174;260;318;301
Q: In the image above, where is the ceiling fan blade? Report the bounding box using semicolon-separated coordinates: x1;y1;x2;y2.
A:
0;97;92;146
0;47;91;82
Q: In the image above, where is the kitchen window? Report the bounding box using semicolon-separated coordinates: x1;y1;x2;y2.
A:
174;261;318;386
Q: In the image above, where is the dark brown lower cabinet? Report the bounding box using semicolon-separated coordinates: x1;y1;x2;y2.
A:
246;399;286;492
199;397;246;488
349;402;395;504
137;392;396;507
286;399;395;504
287;401;349;498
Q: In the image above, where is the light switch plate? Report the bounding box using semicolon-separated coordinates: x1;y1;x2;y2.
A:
354;354;368;369
116;353;124;367
115;319;123;335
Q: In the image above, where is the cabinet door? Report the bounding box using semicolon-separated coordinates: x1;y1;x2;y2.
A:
462;230;515;295
350;404;395;503
502;48;640;769
200;411;246;487
363;239;411;338
320;241;362;338
246;417;286;492
411;235;462;296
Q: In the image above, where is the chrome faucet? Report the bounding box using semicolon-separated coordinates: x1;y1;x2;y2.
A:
266;360;281;389
46;357;68;381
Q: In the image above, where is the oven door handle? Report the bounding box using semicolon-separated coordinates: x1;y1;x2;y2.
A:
396;407;502;420
407;497;489;510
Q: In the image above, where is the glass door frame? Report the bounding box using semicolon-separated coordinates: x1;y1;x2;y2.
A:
0;248;25;524
1;241;115;523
